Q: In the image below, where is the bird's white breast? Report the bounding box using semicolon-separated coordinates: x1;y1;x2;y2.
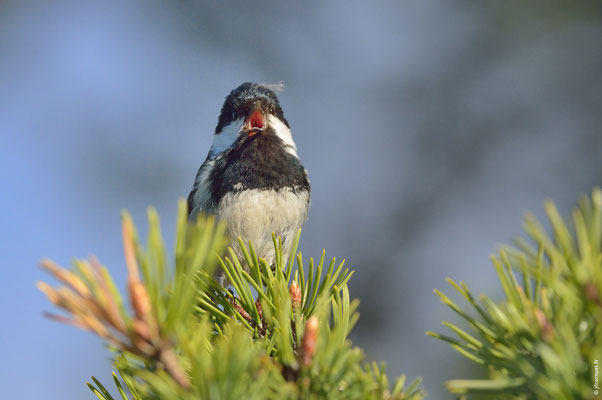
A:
216;187;310;264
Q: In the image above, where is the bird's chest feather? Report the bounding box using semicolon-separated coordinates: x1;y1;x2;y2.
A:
217;189;309;234
203;133;310;260
216;189;309;259
208;132;309;204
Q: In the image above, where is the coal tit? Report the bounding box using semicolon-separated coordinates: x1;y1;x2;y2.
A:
187;82;310;283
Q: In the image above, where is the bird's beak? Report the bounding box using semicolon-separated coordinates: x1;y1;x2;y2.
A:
243;108;265;137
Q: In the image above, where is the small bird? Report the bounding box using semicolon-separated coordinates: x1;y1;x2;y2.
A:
187;82;310;284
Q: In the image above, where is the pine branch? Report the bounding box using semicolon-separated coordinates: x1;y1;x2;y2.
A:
430;188;602;399
38;199;425;400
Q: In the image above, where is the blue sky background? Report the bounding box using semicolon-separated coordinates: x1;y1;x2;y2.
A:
1;1;600;398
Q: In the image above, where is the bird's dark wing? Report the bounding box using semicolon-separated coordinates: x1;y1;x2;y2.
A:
187;158;215;219
186;186;197;217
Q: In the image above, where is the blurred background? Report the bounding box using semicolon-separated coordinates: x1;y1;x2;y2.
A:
1;0;600;398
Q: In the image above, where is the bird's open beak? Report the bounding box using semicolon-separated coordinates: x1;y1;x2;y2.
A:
244;109;265;137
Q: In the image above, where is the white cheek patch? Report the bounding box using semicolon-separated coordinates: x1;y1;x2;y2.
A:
268;115;299;158
209;119;244;159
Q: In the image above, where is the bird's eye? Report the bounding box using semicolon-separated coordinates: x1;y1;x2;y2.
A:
268;105;275;114
231;112;237;120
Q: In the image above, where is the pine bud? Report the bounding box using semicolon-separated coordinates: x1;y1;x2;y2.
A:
133;318;151;342
129;280;151;320
302;316;319;366
290;281;302;309
534;308;554;341
255;298;263;321
231;300;251;320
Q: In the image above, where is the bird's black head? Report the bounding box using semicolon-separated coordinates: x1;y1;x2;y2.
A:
215;82;289;134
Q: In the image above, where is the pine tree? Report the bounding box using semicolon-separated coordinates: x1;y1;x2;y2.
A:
429;188;602;399
38;200;425;399
38;189;602;399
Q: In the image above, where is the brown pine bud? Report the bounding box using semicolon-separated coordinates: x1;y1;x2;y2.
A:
290;281;302;309
129;280;151;320
302;316;319;366
40;259;91;298
255;298;263;321
585;283;601;305
534;308;554;341
159;348;191;389
230;299;251;321
132;318;151;342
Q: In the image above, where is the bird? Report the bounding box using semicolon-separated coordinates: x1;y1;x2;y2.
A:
187;82;310;285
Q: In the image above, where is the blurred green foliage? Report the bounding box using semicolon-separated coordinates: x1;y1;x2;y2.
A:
430;188;602;399
40;199;424;399
40;189;602;399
